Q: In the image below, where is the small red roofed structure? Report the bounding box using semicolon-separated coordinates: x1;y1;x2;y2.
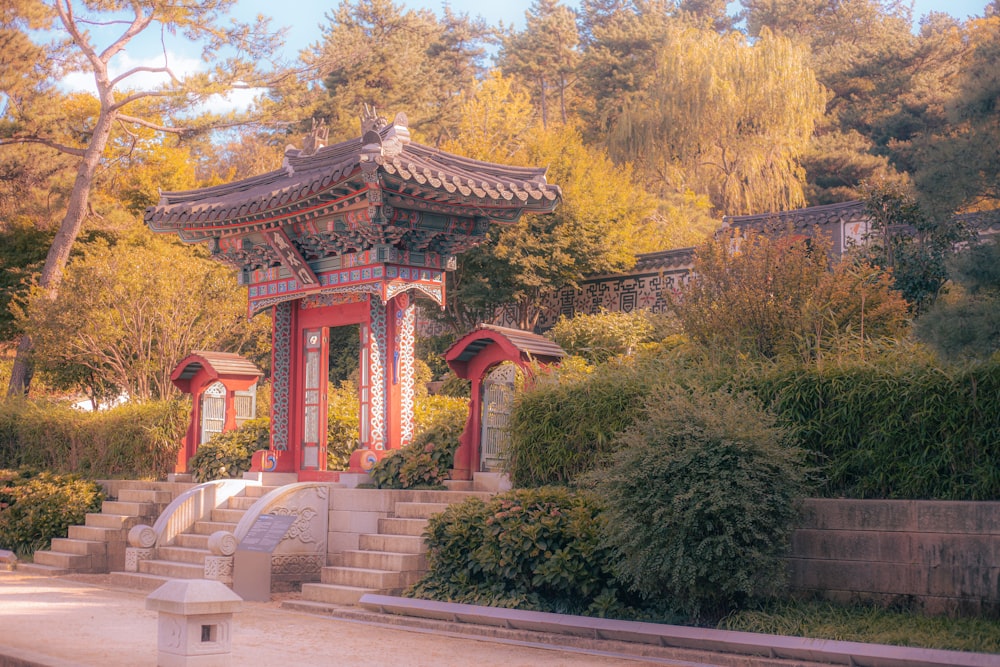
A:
445;325;565;480
171;351;264;472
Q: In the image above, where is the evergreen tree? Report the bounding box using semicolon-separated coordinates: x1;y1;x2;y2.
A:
500;0;581;128
305;0;489;145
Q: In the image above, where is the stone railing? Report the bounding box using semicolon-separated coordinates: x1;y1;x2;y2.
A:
232;482;331;587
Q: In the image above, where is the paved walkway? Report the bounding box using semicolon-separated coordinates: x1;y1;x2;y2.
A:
0;572;687;667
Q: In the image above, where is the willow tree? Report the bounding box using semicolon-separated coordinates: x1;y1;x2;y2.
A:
1;0;285;397
606;23;827;216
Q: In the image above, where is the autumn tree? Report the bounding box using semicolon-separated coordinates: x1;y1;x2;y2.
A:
605;22;827;216
437;72;654;332
304;0;490;145
1;0;286;397
22;231;270;404
673;229;908;360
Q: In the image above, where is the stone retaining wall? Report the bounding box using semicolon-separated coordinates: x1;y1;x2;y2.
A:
789;499;1000;616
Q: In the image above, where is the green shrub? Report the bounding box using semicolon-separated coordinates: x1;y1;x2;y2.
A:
506;359;660;487
409;487;631;616
370;395;468;489
750;359;1000;499
188;418;270;482
0;398;185;479
0;468;103;557
589;384;810;621
547;309;677;363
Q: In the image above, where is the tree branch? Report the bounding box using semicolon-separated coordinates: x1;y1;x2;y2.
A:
110;88;181;110
0;135;87;157
99;0;155;65
110;65;181;89
115;114;193;135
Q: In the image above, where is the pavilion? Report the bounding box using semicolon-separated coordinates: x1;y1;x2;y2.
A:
147;110;561;479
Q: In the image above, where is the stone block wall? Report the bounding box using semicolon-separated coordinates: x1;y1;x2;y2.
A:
789;499;1000;616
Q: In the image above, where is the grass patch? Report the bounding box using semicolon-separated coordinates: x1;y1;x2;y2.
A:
720;599;1000;653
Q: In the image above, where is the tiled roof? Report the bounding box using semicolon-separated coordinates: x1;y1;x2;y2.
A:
445;324;566;364
171;351;263;383
722;200;868;230
145;116;560;236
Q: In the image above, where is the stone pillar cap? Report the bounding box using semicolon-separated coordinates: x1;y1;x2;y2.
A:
146;579;243;615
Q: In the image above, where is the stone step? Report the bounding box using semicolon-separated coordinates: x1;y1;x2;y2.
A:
243;485;277;498
117;488;173;504
320;566;415;590
378;517;427;537
393;502;451;519
108;571;172;592
32;550;96;571
300;582;376;606
211;508;246;523
49;538;106;557
85;513;142;530
14;562;71;576
339;550;426;572
193;520;238;535
227;496;257;510
68;525;123;542
443;479;475;492
157;546;210;565
174;533;210;550
138;559;204;579
101;500;158;516
359;533;426;554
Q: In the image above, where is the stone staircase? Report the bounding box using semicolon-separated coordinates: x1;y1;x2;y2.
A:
110;484;277;591
21;480;191;576
296;493;484;607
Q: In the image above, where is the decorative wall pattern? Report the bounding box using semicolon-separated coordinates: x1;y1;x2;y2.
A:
271;302;293;450
415;250;695;337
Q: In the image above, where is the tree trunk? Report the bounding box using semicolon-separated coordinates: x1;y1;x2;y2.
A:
6;108;116;397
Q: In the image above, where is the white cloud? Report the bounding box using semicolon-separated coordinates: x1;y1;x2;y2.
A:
59;50;260;115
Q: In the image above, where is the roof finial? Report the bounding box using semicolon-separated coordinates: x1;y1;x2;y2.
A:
361;103;388;135
303;118;328;155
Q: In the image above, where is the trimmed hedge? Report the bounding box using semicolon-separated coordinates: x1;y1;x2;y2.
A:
0;399;186;480
750;361;1000;500
507;352;1000;500
0;468;104;556
188;418;271;482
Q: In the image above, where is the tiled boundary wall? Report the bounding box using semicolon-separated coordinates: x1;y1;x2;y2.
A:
789;499;1000;616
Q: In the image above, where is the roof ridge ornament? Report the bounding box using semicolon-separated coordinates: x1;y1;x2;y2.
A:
302;118;328;156
361;103;387;135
